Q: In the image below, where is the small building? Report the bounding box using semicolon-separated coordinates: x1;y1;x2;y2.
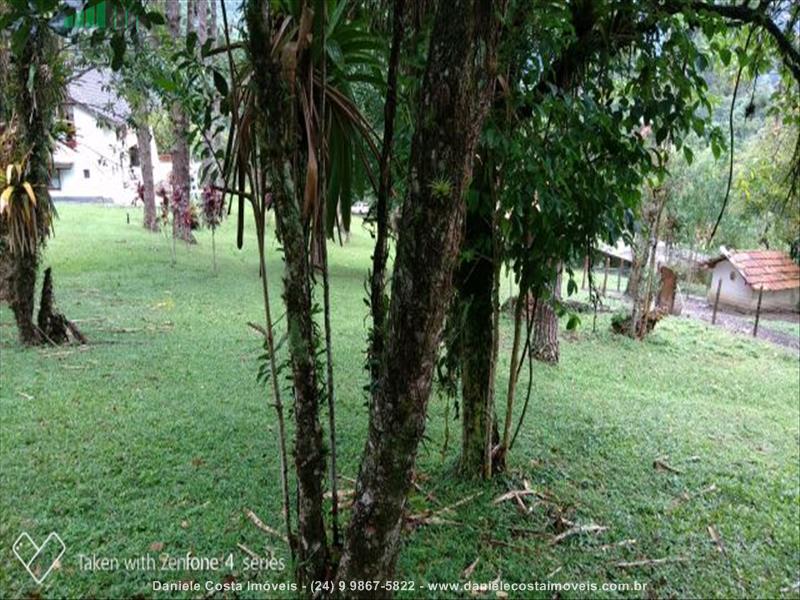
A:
50;69;168;205
596;239;708;270
705;249;800;313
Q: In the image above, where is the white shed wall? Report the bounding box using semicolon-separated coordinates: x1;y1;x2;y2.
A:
707;259;799;312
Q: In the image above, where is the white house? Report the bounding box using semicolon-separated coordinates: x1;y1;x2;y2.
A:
49;69;169;205
705;248;800;313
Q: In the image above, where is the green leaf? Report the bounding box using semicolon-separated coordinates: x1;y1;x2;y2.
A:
567;278;577;296
683;145;693;165
146;10;165;25
711;139;722;160
213;69;228;98
110;31;125;71
566;314;580;331
186;31;198;55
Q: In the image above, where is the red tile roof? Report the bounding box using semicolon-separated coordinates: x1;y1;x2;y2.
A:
709;250;800;291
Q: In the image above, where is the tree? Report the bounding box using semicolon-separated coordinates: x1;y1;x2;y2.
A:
452;0;800;475
136;119;158;231
243;0;507;588
0;8;63;344
339;0;507;584
166;0;194;243
531;265;562;364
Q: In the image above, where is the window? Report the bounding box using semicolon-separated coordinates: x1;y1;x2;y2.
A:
83;169;91;179
49;169;62;191
129;145;140;167
729;270;736;281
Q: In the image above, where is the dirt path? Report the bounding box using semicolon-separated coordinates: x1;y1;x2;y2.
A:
680;294;800;352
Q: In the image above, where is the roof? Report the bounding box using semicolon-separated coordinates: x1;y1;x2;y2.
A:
597;240;633;263
706;249;800;291
596;240;708;265
68;69;130;124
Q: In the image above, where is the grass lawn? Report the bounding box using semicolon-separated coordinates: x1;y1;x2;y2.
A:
1;204;798;599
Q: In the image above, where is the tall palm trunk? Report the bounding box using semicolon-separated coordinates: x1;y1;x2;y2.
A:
7;25;58;344
9;252;39;344
338;0;506;587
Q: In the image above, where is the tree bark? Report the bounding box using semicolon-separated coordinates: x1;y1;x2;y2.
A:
136;120;158;232
9;251;39;344
244;1;328;585
167;0;195;242
455;156;498;478
197;0;219;189
531;265;561;364
7;24;58;344
368;0;405;385
338;0;506;588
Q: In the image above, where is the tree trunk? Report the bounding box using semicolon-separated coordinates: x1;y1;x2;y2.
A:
7;24;58;345
136;121;158;232
210;0;217;38
531;266;561;364
9;251;39;344
167;0;195;243
455;156;498;478
244;1;328;585
368;0;405;385
338;0;506;588
197;0;218;189
627;185;667;338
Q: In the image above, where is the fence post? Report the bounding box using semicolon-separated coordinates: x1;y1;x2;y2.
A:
602;256;610;295
711;278;722;325
753;285;764;337
617;257;623;291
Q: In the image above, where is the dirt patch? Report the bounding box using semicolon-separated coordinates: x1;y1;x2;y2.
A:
681;294;799;352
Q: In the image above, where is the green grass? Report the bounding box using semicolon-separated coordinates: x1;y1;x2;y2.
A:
1;204;798;599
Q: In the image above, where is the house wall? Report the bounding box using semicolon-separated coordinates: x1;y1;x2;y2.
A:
707;260;800;312
759;287;800;312
50;105;202;205
50;106;149;205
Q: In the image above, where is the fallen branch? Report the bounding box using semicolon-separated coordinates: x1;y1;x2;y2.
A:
236;542;262;561
653;456;683;474
493;489;539;504
615;556;689;568
244;508;288;544
462;557;479;579
246;321;267;337
550;523;608;545
405;492;482;529
707;525;725;554
599;539;637;551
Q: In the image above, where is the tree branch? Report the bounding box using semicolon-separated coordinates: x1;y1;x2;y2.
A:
664;0;800;84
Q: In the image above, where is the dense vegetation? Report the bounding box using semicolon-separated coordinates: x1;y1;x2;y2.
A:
1;205;798;598
1;1;798;597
